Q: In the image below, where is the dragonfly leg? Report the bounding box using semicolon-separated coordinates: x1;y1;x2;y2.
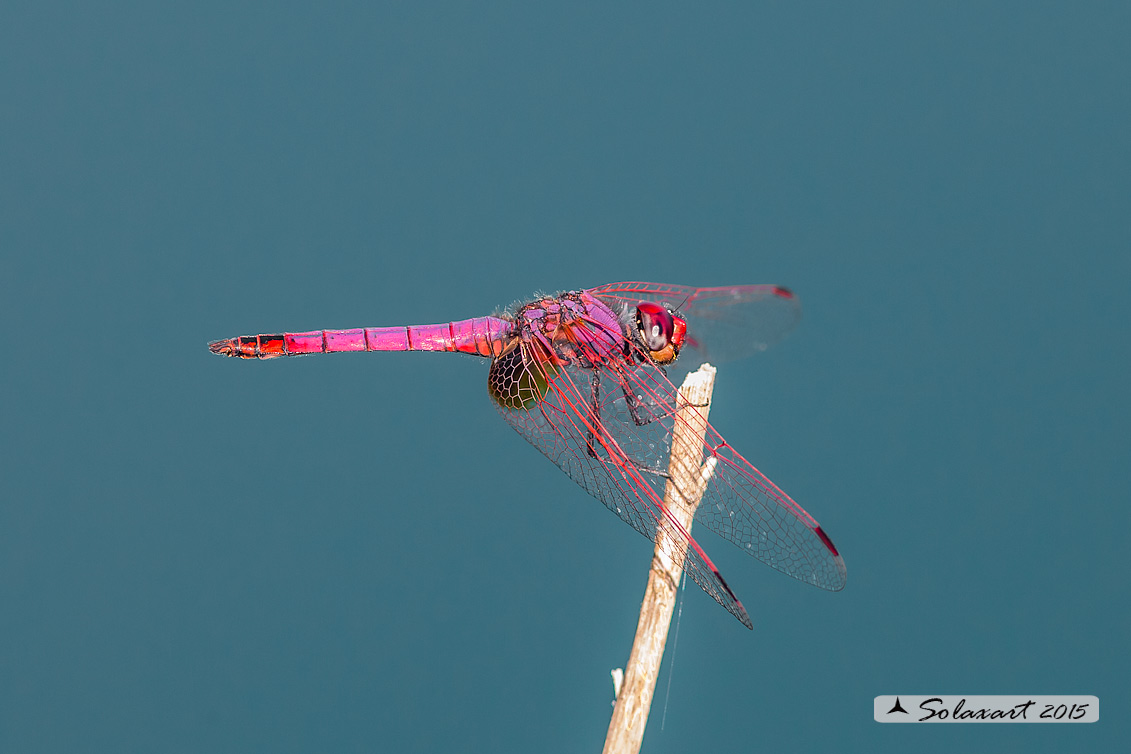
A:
622;383;670;427
621;385;649;427
583;371;671;478
635;465;671;480
585;370;601;459
584;371;666;477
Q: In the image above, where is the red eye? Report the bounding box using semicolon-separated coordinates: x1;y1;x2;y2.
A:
636;302;674;350
670;313;687;350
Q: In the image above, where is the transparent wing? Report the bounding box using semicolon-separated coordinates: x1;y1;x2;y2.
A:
587;284;843;589
588;281;803;367
495;354;755;628
494;345;845;628
613;355;848;591
493;333;844;628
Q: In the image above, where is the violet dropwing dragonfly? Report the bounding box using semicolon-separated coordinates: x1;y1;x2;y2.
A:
209;282;846;628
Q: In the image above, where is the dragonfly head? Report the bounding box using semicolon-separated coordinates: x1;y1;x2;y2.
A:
635;302;687;365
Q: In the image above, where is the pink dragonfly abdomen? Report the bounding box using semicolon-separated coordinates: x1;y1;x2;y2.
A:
208;316;514;359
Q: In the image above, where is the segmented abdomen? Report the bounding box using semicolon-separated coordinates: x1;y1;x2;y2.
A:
208;317;513;359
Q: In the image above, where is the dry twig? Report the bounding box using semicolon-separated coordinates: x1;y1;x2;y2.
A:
603;363;718;754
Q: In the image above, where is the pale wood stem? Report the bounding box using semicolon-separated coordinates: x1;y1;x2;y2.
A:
602;363;717;754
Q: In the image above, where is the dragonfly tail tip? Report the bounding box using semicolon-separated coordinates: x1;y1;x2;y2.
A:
208;338;237;357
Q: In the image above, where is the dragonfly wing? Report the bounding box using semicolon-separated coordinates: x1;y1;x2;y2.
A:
589;284;844;588
494;357;754;628
692;430;847;590
589;281;803;366
610;358;848;591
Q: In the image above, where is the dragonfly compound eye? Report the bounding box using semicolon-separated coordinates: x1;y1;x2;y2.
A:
635;302;686;365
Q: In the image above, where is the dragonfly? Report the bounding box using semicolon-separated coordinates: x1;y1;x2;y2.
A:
209;282;846;628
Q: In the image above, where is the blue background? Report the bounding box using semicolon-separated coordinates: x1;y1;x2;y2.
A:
2;2;1127;751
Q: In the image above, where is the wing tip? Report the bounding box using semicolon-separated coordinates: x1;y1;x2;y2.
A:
709;563;755;629
814;525;839;557
736;600;754;629
829;559;849;591
814;525;848;591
